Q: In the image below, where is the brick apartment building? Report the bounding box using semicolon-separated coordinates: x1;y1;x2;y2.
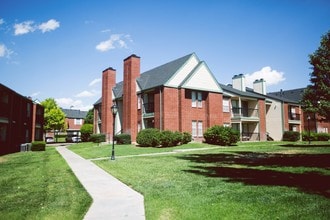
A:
0;83;44;155
94;53;328;143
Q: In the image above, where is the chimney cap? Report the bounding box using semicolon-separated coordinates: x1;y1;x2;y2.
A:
103;67;116;72
124;54;140;61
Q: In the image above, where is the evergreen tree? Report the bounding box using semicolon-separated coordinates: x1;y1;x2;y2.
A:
301;30;330;120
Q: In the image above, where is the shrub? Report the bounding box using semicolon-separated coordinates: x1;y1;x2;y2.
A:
182;132;192;144
316;132;330;141
160;130;175;147
136;128;161;147
282;131;300;142
204;125;239;146
115;133;131;144
90;134;106;144
31;141;46;151
173;131;183;146
80;124;93;142
301;131;317;141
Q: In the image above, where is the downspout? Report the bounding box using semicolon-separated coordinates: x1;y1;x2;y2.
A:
160;88;162;131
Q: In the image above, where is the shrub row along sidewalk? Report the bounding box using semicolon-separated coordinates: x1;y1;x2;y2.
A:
56;146;145;220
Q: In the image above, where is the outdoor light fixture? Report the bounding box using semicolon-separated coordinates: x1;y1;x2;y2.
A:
307;115;311;145
111;104;118;160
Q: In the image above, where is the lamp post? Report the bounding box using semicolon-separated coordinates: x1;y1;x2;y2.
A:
111;104;118;160
307;115;311;145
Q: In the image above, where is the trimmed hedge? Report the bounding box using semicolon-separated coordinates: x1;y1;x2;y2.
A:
136;128;161;147
90;134;106;144
136;129;192;147
302;131;330;141
182;132;192;144
115;133;131;144
204;125;239;146
31;141;46;151
282;131;300;142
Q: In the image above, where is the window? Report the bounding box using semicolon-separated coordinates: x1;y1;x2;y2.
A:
223;98;230;112
0;117;8;142
74;118;82;125
192;91;202;108
27;103;31;118
192;120;203;137
138;94;141;110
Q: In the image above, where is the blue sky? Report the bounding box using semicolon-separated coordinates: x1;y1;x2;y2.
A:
1;0;330;111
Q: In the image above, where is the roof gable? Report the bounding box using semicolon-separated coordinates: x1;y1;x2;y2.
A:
136;53;194;90
165;53;200;87
180;62;223;93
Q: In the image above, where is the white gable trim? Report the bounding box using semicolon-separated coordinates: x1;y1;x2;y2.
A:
165;53;199;87
180;62;223;93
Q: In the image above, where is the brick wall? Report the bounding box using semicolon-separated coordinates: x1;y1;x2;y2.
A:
101;67;116;141
258;99;267;141
123;55;140;142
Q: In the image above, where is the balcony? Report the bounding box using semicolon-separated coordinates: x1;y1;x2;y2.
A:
289;113;301;121
143;102;155;117
232;107;259;118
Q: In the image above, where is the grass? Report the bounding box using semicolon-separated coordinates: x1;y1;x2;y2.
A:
0;147;92;220
71;141;330;220
68;142;219;159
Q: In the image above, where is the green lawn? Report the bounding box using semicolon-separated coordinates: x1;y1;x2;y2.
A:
0;147;92;220
1;141;329;219
70;141;330;220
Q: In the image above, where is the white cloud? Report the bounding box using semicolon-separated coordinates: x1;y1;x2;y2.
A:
96;34;130;52
89;78;101;86
0;43;13;58
75;90;95;98
14;21;35;35
55;97;92;111
101;29;111;33
0;18;4;25
38;19;60;33
245;66;285;87
30;91;40;97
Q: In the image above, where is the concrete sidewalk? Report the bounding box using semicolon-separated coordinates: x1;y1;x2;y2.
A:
56;146;145;220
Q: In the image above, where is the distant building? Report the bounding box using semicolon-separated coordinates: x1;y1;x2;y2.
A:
269;88;330;134
0;83;44;155
62;108;87;138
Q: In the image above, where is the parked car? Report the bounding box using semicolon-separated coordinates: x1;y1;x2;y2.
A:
66;136;81;143
45;137;55;143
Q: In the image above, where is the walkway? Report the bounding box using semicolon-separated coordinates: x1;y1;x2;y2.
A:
56;146;145;220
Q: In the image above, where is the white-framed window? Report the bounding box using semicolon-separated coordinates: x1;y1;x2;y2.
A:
192;120;203;137
192;91;202;108
74;118;82;125
197;92;202;108
223;98;230;112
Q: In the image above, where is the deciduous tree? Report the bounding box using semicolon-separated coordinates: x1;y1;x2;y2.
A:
41;98;65;139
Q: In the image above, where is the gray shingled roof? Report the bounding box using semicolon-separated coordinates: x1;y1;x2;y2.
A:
137;53;194;90
94;53;195;105
268;88;306;103
62;109;87;119
219;84;265;99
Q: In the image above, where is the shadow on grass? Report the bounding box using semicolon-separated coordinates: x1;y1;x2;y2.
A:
178;152;330;198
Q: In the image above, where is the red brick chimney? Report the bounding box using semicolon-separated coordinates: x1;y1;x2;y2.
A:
101;67;116;141
123;54;140;142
